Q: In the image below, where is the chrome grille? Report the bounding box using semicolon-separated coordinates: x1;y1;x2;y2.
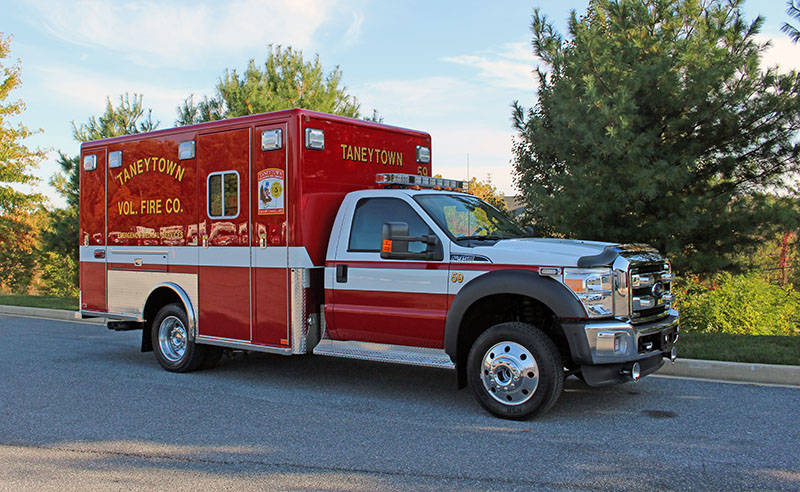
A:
629;263;672;324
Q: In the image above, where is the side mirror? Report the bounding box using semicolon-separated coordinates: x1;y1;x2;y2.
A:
380;222;443;261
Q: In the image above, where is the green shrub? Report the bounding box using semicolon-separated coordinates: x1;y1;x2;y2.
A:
674;273;800;336
37;251;78;298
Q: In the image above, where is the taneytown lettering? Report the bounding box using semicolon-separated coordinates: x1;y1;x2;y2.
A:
114;157;186;186
340;144;404;167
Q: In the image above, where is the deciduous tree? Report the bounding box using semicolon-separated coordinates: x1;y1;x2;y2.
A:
0;33;45;292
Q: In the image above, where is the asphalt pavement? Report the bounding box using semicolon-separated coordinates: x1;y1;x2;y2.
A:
1;313;799;490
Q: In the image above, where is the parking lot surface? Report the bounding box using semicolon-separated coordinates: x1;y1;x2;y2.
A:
1;314;798;490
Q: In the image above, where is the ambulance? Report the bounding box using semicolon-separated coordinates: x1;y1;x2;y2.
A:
80;109;678;419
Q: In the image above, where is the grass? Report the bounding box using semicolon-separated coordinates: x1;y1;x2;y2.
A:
0;294;78;311
678;332;800;366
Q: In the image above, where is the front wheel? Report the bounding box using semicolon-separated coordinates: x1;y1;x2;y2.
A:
466;322;563;420
152;303;218;372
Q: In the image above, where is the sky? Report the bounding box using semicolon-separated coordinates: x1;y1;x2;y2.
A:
3;0;799;208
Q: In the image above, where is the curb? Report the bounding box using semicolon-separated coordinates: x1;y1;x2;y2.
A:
656;358;800;387
1;305;799;387
0;305;105;324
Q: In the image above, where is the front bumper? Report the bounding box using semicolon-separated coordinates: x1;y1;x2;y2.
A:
561;309;679;384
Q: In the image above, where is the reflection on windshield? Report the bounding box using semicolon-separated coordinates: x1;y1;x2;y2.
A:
414;194;524;240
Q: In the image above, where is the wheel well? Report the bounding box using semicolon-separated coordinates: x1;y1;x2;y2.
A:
141;287;184;353
455;294;572;387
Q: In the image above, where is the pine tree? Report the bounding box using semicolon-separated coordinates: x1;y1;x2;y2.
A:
512;0;800;274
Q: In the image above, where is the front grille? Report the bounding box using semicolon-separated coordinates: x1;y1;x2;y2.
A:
630;263;671;324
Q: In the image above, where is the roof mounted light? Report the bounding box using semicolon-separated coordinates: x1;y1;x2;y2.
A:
261;129;283;151
416;145;430;163
179;140;195;160
305;128;324;150
109;150;122;168
83;154;97;171
376;173;467;191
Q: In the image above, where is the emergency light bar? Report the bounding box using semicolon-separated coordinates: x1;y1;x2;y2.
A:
376;173;468;192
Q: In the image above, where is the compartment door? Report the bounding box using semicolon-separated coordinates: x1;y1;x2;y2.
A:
197;128;251;341
251;124;290;347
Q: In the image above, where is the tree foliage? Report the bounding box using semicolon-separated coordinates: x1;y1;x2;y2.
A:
176;45;361;125
512;0;800;274
782;0;800;43
72;93;158;142
468;176;508;211
0;33;45;292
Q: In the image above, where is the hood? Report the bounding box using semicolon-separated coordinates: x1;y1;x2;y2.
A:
453;238;620;267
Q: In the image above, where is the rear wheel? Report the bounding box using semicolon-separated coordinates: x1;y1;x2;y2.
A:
467;322;563;419
152;303;217;372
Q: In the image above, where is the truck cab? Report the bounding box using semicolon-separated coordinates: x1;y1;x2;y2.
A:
322;174;678;419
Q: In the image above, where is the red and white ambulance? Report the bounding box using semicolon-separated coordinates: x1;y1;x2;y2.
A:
80;109;678;419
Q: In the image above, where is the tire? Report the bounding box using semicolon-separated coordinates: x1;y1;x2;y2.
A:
151;303;213;372
466;321;563;420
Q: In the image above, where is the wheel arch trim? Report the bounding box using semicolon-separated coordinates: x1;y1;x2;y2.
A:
145;282;197;341
444;269;586;359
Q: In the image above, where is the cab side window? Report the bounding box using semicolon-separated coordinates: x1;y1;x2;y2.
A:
349;198;433;253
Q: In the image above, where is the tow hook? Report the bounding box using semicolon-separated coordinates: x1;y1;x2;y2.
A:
670;346;677;364
621;362;641;382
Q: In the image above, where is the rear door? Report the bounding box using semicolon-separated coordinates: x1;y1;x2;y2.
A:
79;149;107;312
196;128;251;341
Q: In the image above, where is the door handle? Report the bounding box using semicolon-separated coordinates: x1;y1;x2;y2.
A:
336;264;348;283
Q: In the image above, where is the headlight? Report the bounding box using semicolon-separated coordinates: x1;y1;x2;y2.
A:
563;268;614;318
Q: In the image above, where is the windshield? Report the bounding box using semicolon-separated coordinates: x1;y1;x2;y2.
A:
414;193;525;241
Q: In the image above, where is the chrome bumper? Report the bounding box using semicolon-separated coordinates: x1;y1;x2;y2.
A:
562;309;679;365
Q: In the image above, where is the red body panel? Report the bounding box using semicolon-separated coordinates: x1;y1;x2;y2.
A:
79;262;106;311
252;268;289;346
326;290;448;348
105;132;197;247
197;266;251;340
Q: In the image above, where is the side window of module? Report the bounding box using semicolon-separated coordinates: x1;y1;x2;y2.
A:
207;171;240;219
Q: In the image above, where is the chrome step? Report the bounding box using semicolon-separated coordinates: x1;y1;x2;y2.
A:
313;339;455;369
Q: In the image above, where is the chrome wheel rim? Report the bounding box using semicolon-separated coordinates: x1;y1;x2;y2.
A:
158;315;187;363
481;341;539;405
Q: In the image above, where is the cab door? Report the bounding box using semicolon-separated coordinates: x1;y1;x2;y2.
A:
328;196;450;348
196;128;251;341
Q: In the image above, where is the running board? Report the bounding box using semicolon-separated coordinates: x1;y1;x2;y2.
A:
313;339;455;369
